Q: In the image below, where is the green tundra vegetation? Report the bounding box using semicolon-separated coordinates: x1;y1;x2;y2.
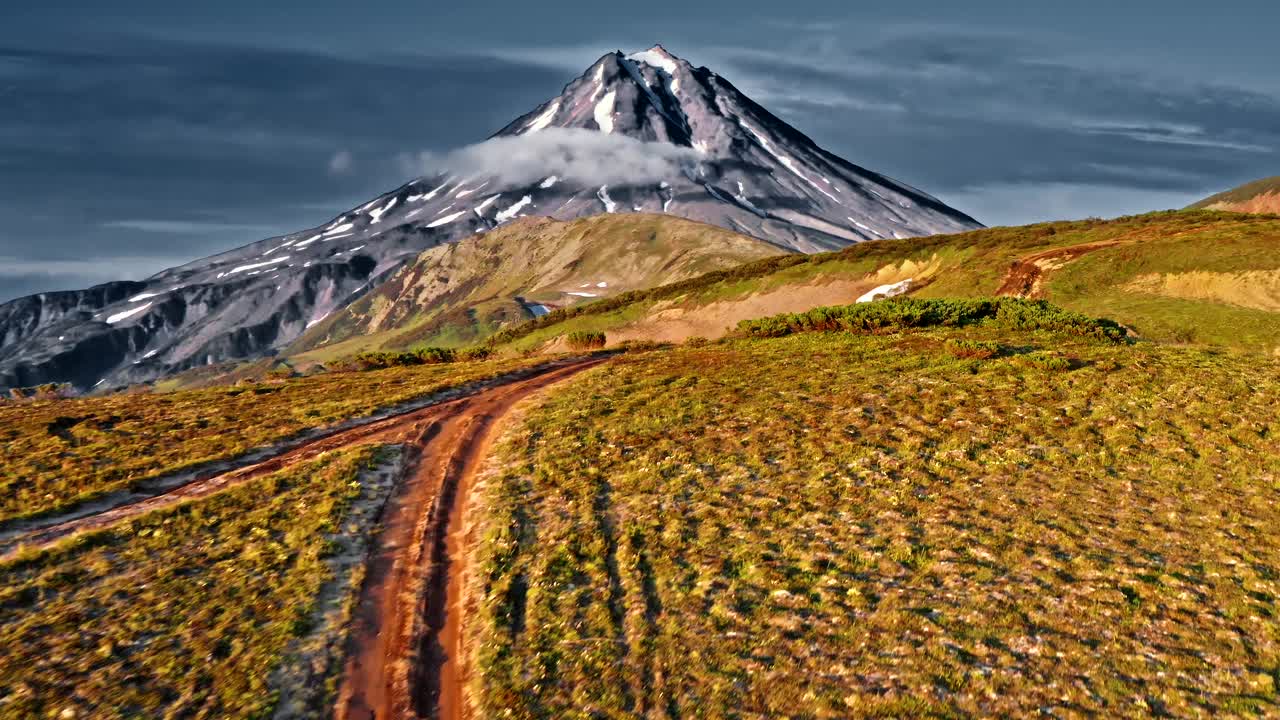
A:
469;313;1280;717
735;297;1128;342
3;277;1280;718
0;445;390;719
0;356;539;525
485;210;1280;354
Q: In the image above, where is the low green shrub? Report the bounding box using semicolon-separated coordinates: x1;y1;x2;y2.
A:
566;331;607;350
737;298;1127;343
348;346;457;371
945;339;1003;359
459;346;493;361
1013;352;1075;371
616;340;673;353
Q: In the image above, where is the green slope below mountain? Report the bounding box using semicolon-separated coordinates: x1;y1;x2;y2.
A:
285;214;785;364
1189;176;1280;214
487;210;1280;354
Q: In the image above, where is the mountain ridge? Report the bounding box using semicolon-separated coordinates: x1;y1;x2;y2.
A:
283;212;785;365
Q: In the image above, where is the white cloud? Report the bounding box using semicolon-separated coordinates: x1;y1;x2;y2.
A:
1078;122;1272;153
0;255;185;280
402;128;703;189
100;220;277;234
328;149;354;175
943;182;1207;227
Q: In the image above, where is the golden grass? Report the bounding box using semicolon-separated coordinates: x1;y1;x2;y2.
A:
1124;269;1280;312
470;328;1280;717
0;357;539;524
0;445;390;719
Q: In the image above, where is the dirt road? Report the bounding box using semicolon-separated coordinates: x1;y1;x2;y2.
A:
0;356;608;720
0;359;603;557
324;357;606;720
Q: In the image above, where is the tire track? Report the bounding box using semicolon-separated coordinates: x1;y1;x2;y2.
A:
0;359;604;559
334;357;609;720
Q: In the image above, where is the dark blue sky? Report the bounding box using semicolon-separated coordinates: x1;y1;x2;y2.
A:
3;0;1279;301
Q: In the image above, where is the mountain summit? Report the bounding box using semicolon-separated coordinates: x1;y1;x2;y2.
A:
0;46;980;392
490;46;980;248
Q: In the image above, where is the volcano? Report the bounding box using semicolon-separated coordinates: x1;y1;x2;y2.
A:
0;45;980;391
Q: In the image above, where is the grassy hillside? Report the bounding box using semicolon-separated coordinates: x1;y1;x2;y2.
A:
486;210;1280;354
285;214;784;365
470;318;1280;717
3;300;1279;716
1189;176;1280;214
0;356;540;525
0;445;391;719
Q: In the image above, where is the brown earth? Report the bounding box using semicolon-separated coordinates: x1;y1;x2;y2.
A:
605;278;885;345
583;256;943;347
995;241;1122;298
1204;190;1280;215
333;357;608;720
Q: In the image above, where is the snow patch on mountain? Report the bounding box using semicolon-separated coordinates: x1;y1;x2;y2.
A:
857;279;914;303
628;46;680;76
106;303;152;325
496;195;533;223
598;186;617;212
525;100;560;133
368;198;398;223
594;90;617;133
428;211;466;228
226;256;290;276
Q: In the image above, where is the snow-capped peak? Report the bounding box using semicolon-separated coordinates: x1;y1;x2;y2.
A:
627;45;681;76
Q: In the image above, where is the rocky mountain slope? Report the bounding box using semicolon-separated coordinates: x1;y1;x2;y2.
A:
0;45;979;392
1188;176;1280;214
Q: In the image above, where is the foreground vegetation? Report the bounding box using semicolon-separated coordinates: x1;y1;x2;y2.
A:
0;445;390;719
0;356;538;525
738;297;1127;342
470;322;1280;717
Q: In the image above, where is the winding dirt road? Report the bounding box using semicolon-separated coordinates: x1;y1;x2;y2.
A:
334;357;606;720
0;356;608;720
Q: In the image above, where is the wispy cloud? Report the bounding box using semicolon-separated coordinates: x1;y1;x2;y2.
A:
401;128;702;189
327;149;354;175
1078;122;1272;153
942;182;1207;227
100;219;278;234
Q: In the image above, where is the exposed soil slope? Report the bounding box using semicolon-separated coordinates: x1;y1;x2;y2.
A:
1189;176;1280;214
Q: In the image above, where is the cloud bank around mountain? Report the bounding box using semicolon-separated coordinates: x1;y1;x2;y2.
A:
401;128;703;188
